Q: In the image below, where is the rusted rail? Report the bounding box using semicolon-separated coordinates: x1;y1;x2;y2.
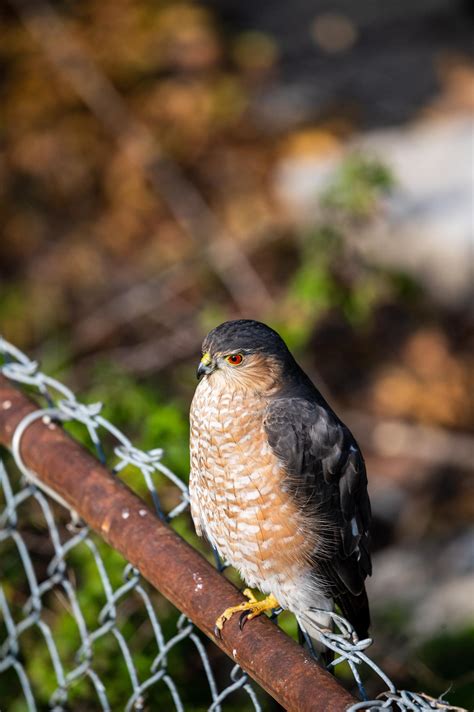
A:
0;375;356;712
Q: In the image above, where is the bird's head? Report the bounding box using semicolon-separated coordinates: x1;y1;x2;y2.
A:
196;319;294;393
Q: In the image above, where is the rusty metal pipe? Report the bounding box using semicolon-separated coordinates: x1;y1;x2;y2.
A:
0;375;356;711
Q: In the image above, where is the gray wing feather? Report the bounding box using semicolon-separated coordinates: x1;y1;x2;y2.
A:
264;396;371;635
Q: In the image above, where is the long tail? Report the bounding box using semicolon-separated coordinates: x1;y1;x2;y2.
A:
334;586;370;640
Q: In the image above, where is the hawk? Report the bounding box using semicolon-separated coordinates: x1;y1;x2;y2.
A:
189;319;371;648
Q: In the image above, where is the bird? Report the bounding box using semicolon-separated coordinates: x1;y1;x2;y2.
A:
189;319;371;651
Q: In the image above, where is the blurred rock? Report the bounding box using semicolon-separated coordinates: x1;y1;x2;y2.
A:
369;530;474;637
412;575;474;636
438;529;474;576
369;548;431;603
370;481;407;521
275;115;474;305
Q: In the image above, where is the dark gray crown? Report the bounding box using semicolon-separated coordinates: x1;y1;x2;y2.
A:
202;320;289;358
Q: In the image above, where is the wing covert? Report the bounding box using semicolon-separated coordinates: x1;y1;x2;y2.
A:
264;396;372;601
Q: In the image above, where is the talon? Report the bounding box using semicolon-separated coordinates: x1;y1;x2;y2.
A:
214;624;222;639
214;591;280;633
239;610;250;630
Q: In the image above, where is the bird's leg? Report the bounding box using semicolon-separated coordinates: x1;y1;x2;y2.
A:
211;546;226;573
215;589;279;635
298;625;321;662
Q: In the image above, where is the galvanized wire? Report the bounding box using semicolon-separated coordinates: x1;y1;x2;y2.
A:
0;337;465;712
0;338;262;712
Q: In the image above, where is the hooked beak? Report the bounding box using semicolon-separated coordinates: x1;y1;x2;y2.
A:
197;352;215;380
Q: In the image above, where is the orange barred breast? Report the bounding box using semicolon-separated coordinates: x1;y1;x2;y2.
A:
189;376;315;596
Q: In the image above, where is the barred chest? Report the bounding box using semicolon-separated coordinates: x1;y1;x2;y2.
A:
189;377;311;598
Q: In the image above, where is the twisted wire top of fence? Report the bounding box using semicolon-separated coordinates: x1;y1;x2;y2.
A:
0;337;466;712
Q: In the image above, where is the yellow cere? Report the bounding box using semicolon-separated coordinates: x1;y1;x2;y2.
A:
200;352;212;366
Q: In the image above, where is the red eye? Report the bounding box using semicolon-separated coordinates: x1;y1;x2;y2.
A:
226;353;243;365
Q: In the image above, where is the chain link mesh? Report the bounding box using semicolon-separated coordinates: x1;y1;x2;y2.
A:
0;337;465;712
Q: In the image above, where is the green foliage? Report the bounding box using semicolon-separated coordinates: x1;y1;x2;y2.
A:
375;600;413;636
322;153;395;219
1;363;206;709
0;284;31;347
86;362;189;475
275;154;411;358
63;361;190;508
415;627;474;709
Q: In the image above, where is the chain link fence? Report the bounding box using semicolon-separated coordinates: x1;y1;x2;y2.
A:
0;337;466;712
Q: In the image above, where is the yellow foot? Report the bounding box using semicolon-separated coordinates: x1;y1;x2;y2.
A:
215;589;279;636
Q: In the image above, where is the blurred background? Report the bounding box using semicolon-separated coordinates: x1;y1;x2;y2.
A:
1;0;473;709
